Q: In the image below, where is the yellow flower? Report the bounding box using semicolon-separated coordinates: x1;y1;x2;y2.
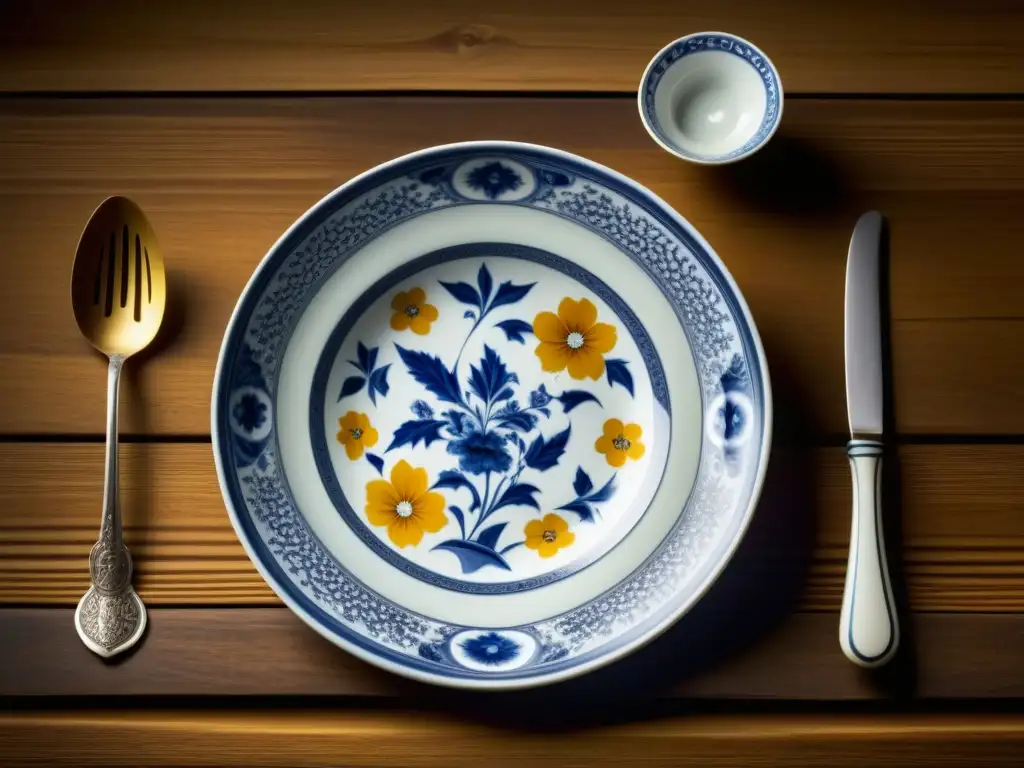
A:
390;287;438;335
336;411;379;460
365;460;447;548
524;513;576;558
595;418;646;467
533;297;617;380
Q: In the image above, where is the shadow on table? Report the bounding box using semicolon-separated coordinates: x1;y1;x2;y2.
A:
704;131;856;221
424;341;820;729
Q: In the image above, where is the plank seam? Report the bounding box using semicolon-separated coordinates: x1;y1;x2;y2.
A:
2;90;1024;101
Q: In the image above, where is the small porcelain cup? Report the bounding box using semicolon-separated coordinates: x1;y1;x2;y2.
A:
638;32;783;165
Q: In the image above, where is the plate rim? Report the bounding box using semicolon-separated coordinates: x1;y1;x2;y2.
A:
210;139;774;690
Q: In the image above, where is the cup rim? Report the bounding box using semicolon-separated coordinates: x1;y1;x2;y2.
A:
636;31;785;165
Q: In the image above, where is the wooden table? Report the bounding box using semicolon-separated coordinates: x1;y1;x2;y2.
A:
1;1;1023;765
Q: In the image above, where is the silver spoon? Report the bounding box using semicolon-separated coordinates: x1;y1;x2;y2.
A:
69;196;167;658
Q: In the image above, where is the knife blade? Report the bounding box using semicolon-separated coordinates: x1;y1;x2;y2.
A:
839;210;899;668
845;211;884;438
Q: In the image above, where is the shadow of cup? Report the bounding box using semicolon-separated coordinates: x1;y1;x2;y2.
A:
709;131;855;221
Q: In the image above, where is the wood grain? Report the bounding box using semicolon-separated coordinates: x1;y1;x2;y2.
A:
1;443;1022;611
2;710;1023;768
2;0;1023;94
1;609;1022;698
1;98;1023;437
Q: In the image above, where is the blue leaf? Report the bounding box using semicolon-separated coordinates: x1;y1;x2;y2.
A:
489;280;536;311
529;384;552;408
356;341;377;375
499;541;524;555
524;426;571;471
477;263;493;305
538;407;551;417
557;389;601;413
495;410;537;432
418;167;447;185
495;387;514;402
443;409;468;438
337;375;365;401
418;641;445;663
365;453;385;476
386;419;448;452
556;499;595;522
492;482;541;513
476;522;507;551
411;399;434;419
605;358;635;397
464;310;476;320
572;466;594;497
496;318;533;344
395;344;462;404
439;280;481;309
720;353;749;393
468;345;512;405
539;170;572;187
432;539;511;573
432;470;481;511
367;364;391;406
586;474;617;503
449;505;466;538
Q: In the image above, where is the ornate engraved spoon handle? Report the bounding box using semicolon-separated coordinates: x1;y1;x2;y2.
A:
75;355;147;657
93;355;132;592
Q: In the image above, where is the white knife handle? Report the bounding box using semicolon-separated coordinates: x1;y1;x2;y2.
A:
839;439;899;667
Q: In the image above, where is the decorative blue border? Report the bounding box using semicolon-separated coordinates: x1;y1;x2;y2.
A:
213;143;770;686
640;34;782;162
309;242;671;595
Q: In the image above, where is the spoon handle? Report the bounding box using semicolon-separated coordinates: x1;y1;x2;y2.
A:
75;355;148;658
91;354;133;594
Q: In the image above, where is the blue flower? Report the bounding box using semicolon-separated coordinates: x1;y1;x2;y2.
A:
447;430;513;475
411;399;434;419
529;384;552;408
460;632;520;665
233;392;267;433
465;161;522;200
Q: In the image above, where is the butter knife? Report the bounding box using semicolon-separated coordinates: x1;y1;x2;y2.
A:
840;210;899;667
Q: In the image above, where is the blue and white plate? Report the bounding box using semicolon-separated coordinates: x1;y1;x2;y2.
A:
212;142;772;689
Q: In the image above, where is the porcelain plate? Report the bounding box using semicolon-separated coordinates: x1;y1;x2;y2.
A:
212;141;771;689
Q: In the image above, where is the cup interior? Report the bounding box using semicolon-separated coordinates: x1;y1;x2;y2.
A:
640;35;782;163
658;52;765;157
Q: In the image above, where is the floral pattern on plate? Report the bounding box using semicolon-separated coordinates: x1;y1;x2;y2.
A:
313;249;670;593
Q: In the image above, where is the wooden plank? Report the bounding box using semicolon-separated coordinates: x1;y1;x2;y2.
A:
1;609;1021;699
1;443;1022;611
1;99;1023;437
2;711;1024;768
2;0;1024;94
